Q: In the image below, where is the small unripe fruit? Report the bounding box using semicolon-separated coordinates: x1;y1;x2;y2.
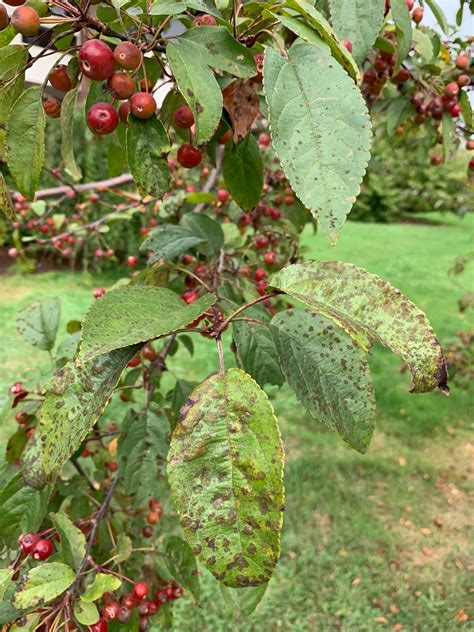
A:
11;6;40;36
412;6;423;22
127;255;138;267
114;41;142;70
430;153;443;166
43;97;61;118
87;103;119;135
102;601;121;621
455;55;469;70
173;106;194;129
31;538;54;561
0;5;10;30
341;39;352;53
118;101;130;124
79;39;115;81
177;144;202;168
445;82;459;97
134;582;149;599
129;92;156;119
216;188;229;203
48;64;72;92
193;13;217;26
18;532;40;554
107;72;135;100
457;74;470;87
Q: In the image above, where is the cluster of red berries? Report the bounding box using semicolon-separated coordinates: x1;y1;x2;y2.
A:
90;578;183;631
18;532;54;560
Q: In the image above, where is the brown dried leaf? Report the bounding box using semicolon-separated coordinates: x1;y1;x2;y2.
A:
222;79;259;143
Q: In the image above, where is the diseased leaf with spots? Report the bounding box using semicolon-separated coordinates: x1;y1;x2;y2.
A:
6;87;46;200
50;511;86;570
232;306;284;387
222;80;260;143
0;570;13;601
118;406;170;505
269;261;448;394
0;172;15;221
264;42;371;241
0;473;51;547
168;368;284;588
79;286;216;362
126;116;171;199
222;134;263;211
16;297;61;351
13;563;75;610
30;345;140;481
271;310;376;452
329;0;385;64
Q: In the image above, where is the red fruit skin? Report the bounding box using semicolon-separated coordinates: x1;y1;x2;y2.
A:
11;6;39;36
457;74;470;87
469;158;474;171
254;268;267;282
114;41;142;70
255;235;269;249
102;601;121;621
3;0;26;6
181;290;199;304
173;106;195;129
263;251;277;265
405;0;414;9
8;247;19;258
252;53;264;83
134;582;149;599
449;103;461;117
430;154;443;166
258;132;271;147
256;280;268;296
87;103;119;136
128;354;141;367
127;255;138;267
79;40;115;81
107;72;135;100
10;381;24;394
18;532;40;554
0;5;8;29
118;101;130;124
395;68;410;83
43;97;61;119
31;539;54;561
129;92;156;119
142;345;156;361
445;82;459;97
218;129;232;144
88;618;108;632
49;65;72;92
216;188;229;203
270;208;281;221
341;39;352;53
466;140;474;151
412;6;423;22
122;593;138;609
193;13;217;26
177;144;202;169
455;55;469;70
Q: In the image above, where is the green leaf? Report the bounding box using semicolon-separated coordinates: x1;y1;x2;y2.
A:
79;286;216;362
50;511;86;570
0;45;28;128
126;116;171;199
329;0;385;64
6;87;46;200
391;0;412;62
0;473;51;547
114;534;132;564
16;297;61;351
28;346;140;481
163;536;200;601
232;306;284;388
167;40;223;144
268;11;326;46
386;96;412;135
271;310;376;452
13;563;75;610
222;134;263;211
442;111;456;161
285;0;359;80
269;261;448;394
181;213;224;256
459;90;472;129
179;27;256;78
81;573;122;602
73;599;99;626
0;570;13;601
0;172;15;221
149;0;215;15
60;88;82;181
424;0;448;33
140;225;206;261
264;42;371;241
168;368;284;587
10;612;41;631
220;582;268;617
118;407;170;505
0;601;20;626
411;28;434;62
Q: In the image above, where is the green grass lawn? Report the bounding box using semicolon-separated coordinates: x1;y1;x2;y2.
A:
0;213;473;631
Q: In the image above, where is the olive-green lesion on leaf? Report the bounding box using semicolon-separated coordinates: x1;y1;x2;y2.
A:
167;368;284;588
269;261;448;394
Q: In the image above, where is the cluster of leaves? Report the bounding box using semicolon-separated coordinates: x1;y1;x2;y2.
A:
0;0;471;627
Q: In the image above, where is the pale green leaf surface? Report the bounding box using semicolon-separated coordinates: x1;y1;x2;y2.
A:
0;570;13;601
16;297;61;351
13;563;75;610
74;600;99;626
264;42;371;241
51;511;86;570
269;261;448;393
0;172;15;221
60;88;82;181
168;368;284;587
391;0;413;61
0;45;27;126
79;286;216;362
271;310;376;452
126;116;170;199
140;225;206;261
81;574;122;602
6;88;45;200
329;0;385;63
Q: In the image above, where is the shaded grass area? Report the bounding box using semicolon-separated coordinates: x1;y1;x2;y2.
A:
0;213;472;630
